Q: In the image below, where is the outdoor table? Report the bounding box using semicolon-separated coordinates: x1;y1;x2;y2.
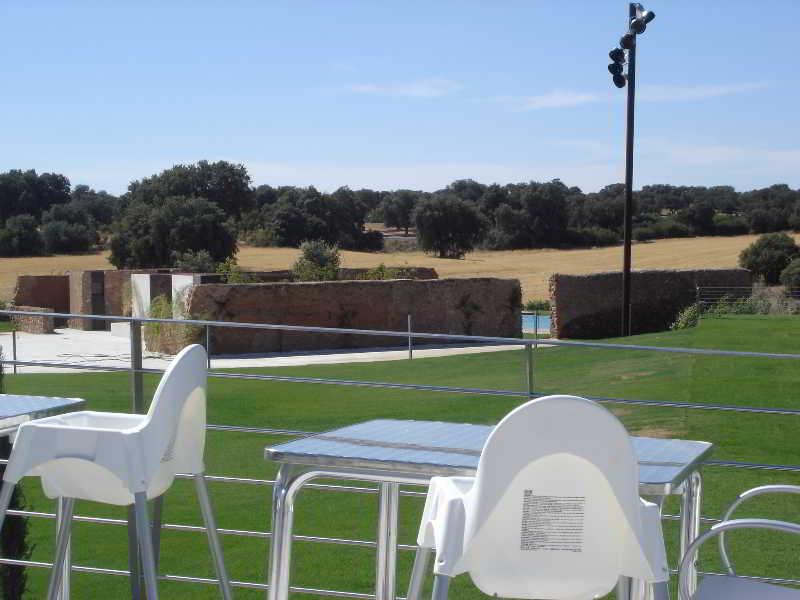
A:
0;394;85;437
265;418;713;600
0;394;86;600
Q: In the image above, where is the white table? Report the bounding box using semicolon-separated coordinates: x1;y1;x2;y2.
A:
0;394;85;437
265;418;713;600
0;394;85;600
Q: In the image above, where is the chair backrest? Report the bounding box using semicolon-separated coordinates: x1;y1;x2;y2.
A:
141;344;208;476
460;395;656;599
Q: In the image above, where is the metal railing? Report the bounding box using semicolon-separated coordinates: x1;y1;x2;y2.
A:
696;285;800;314
1;308;800;596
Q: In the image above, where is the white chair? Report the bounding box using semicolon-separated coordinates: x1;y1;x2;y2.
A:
407;394;670;600
678;484;800;599
0;344;232;600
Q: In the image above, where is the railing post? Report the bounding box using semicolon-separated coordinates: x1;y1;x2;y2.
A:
525;342;535;397
407;315;413;360
11;329;17;375
206;325;211;369
130;319;144;414
534;313;539;341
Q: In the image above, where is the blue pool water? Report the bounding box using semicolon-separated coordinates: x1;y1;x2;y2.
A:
522;313;550;332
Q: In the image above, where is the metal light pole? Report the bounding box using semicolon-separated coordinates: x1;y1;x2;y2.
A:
609;3;655;336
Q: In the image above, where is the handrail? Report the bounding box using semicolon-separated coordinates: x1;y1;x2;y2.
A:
4;308;800;359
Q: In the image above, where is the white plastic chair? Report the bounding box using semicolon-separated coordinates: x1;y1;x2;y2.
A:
677;484;800;599
0;344;233;600
407;395;670;600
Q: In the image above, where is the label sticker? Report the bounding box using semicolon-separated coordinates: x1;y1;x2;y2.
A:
520;491;585;552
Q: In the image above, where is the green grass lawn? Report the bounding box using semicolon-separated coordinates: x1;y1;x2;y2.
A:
2;315;799;598
0;321;15;333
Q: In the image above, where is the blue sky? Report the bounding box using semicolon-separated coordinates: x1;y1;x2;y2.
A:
1;0;798;194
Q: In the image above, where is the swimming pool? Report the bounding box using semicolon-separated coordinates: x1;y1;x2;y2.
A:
522;313;550;332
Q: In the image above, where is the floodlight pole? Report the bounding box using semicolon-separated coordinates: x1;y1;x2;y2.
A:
621;2;638;337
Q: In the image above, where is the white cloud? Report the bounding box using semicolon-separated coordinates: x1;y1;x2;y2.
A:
519;90;605;110
638;82;769;102
339;77;463;98
494;81;767;111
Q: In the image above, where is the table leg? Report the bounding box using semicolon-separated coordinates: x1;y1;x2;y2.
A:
267;464;302;600
406;547;432;600
679;471;703;597
55;497;71;600
375;482;399;600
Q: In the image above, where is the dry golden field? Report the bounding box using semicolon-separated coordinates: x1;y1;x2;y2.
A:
2;233;789;303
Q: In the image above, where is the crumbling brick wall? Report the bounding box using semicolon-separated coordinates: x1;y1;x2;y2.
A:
11;306;55;334
149;277;521;354
13;276;69;325
549;268;753;339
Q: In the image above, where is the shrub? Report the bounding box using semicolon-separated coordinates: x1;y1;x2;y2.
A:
632;227;656;242
40;201;98;253
244;228;274;247
0;214;43;257
358;264;415;280
780;258;800;291
292;240;340;281
216;256;256;283
633;218;690;242
713;213;749;236
707;295;766;317
739;232;800;284
41;220;97;253
143;295;202;352
524;299;551;312
672;304;700;329
564;227;619;247
355;230;384;252
414;194;486;258
172;249;216;273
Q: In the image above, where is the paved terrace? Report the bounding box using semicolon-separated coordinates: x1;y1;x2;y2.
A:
0;328;545;374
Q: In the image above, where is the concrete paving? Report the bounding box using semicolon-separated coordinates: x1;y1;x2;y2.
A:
0;328;544;374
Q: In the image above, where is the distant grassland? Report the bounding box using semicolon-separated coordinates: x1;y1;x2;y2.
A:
1;233;791;303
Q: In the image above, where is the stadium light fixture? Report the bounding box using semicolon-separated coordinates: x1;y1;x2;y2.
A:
608;2;656;336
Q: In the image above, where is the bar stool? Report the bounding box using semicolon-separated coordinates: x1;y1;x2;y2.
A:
0;344;232;600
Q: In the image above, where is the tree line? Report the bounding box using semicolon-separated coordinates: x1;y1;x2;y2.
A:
2;162;800;265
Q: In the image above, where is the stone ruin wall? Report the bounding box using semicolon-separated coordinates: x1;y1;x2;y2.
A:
11;306;55;334
146;277;522;354
549;268;753;339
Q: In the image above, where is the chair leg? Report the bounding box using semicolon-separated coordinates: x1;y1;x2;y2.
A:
651;581;671;600
195;474;234;600
151;495;164;569
431;574;450;600
127;505;143;599
0;482;15;534
134;492;159;600
46;497;75;600
406;547;432;600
